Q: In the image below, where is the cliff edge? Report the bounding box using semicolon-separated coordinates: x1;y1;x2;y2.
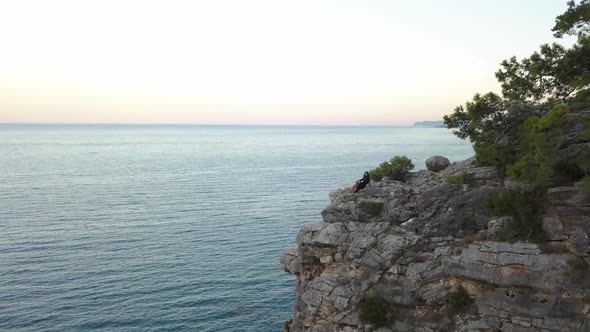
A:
280;157;590;332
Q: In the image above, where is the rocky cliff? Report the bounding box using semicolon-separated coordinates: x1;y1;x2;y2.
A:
280;157;590;332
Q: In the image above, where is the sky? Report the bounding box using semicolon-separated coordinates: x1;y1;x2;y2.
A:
0;0;573;125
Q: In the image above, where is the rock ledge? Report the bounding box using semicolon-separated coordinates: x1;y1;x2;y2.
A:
281;157;590;332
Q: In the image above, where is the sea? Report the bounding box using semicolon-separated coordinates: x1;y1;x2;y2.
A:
0;124;474;331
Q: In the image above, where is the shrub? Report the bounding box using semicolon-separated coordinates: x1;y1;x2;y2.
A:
282;319;292;332
538;243;569;254
564;256;590;286
369;166;385;182
506;105;567;187
484;189;546;243
448;286;476;317
457;217;482;233
358;201;384;216
445;172;475;186
576;147;590;178
358;296;395;327
472;135;520;178
581;176;590;193
369;156;414;182
554;158;587;183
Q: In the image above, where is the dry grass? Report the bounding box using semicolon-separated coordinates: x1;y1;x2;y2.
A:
457;234;480;248
538;243;568;254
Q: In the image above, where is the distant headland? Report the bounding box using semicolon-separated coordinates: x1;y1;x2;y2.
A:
412;120;444;128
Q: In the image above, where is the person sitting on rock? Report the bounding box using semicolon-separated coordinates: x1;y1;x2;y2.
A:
352;171;370;193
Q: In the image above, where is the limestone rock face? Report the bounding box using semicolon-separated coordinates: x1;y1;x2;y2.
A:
557;110;590;160
425;155;451;172
280;156;590;332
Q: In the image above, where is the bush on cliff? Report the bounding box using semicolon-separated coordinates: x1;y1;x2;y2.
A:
538;243;569;254
484;189;546;243
577;146;590;178
447;286;476;317
369;156;414;182
358;201;384;216
504;104;566;187
582;176;590;193
282;319;292;332
357;296;395;327
445;172;475;186
564;256;590;286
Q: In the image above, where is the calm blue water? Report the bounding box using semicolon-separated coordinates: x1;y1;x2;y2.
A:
0;124;473;331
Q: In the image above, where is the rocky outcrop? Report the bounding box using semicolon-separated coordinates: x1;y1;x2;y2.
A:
425;156;451;172
557;110;590;160
281;157;590;332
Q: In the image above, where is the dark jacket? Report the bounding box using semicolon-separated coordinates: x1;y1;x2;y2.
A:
357;173;370;190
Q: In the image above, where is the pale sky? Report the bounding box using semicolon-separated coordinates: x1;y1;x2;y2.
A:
0;0;572;125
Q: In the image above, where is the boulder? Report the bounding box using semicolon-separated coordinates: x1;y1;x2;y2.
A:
425;155;450;172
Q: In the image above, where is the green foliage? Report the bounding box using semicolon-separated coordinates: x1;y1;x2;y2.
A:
555;159;587;183
458;217;479;233
583;113;590;139
369;156;414;182
576;147;590;177
553;0;590;38
358;296;395;328
564;256;590;286
445;3;590;184
444;92;505;141
443;93;524;177
282;319;292;332
446;100;584;183
484;189;546;243
495;43;575;102
448;286;475;317
560;36;590;92
445;172;475;186
473;141;519;177
552;0;590;97
581;176;590;193
506;105;566;186
494;38;590;104
369;162;386;181
358;201;384;216
570;87;590;111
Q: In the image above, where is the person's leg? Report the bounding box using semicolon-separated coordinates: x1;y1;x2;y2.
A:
358;182;366;192
352;180;360;193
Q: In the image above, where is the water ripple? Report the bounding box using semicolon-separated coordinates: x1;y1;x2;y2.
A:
0;125;473;331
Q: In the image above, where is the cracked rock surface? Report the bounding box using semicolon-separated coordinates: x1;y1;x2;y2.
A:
280;157;590;332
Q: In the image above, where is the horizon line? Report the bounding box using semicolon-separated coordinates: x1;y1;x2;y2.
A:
0;122;444;127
